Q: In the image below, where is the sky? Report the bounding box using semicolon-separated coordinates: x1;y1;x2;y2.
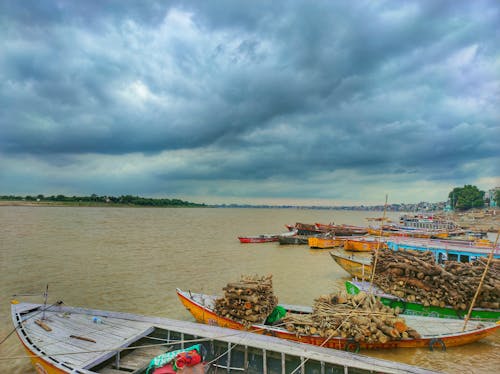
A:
1;0;499;206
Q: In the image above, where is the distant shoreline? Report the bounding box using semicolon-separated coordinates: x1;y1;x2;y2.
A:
0;200;202;208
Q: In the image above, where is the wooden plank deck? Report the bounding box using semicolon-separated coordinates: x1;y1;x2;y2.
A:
13;301;444;374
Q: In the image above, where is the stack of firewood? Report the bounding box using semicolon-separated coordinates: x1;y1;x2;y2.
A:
444;258;500;309
214;274;278;326
283;291;420;343
374;249;500;310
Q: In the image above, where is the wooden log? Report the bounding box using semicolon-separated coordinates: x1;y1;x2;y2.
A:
35;320;51;331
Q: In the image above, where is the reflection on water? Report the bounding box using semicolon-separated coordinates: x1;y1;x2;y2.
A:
0;207;498;373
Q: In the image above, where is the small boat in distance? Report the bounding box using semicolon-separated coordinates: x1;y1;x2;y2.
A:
238;234;279;243
176;288;500;351
9;299;440;374
238;229;297;243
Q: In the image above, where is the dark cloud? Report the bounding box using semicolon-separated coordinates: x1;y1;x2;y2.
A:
0;0;499;203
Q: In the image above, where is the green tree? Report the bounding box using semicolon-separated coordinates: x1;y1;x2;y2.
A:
495;189;500;206
448;185;485;211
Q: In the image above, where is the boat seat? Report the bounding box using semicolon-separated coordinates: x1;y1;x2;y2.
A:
112;345;170;373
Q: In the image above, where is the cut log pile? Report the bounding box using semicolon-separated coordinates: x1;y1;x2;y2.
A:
214;274;278;326
374;249;500;310
283;291;420;343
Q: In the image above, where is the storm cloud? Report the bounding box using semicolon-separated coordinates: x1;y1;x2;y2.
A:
1;0;499;205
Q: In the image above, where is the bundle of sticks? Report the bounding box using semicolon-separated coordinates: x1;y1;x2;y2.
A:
374;249;500;310
283;291;420;343
214;274;278;326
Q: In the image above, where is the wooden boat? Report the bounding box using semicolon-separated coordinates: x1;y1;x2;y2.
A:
385;238;500;263
308;235;347;249
344;238;387;252
238;230;297;243
315;223;369;236
177;289;500;351
330;251;372;279
286;222;324;236
345;280;500;321
238;234;279;243
278;234;310;245
367;227;449;239
9;300;441;374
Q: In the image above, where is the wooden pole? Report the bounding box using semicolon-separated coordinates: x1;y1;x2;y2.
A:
369;195;388;292
462;230;499;331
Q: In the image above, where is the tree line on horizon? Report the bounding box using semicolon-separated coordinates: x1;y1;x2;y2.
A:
0;194;205;207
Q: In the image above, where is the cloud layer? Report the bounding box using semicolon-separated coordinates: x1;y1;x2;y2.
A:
1;0;499;204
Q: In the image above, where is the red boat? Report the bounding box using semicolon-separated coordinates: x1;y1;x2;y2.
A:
238;234;279;243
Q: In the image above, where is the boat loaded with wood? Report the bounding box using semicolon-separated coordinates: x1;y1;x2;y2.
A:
385;237;500;263
343;247;500;321
176;276;500;352
8;299;441;374
345;280;500;321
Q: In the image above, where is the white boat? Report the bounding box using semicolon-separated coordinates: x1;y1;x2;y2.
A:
9;299;441;374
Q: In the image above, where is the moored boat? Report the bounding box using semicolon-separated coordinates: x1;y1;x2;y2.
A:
9;299;440;374
385;237;500;263
345;280;500;321
177;288;500;351
344;237;387;252
308;235;347;249
238;234;279;243
315;223;369;236
278;234;310;245
330;251;372;279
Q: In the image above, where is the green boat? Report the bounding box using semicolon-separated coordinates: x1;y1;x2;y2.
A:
345;280;500;321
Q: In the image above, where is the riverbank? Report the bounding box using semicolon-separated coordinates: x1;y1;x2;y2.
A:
0;200;119;207
437;208;500;233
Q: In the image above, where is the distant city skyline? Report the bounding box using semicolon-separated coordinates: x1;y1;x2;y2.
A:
1;1;499;205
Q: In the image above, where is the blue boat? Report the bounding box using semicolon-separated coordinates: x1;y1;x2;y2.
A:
385;238;499;263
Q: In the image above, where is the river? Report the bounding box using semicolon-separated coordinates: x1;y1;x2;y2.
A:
0;206;498;373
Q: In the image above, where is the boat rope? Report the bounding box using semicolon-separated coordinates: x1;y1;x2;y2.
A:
462;229;499;332
0;300;64;346
369;194;388;293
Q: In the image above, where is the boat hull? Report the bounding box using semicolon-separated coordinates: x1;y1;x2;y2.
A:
345;281;500;321
308;236;346;249
238;236;278;243
330;252;372;279
344;239;386;252
177;289;500;350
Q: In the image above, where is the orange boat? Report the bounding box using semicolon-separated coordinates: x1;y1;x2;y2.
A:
308;236;347;249
344;238;387;252
177;288;500;351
